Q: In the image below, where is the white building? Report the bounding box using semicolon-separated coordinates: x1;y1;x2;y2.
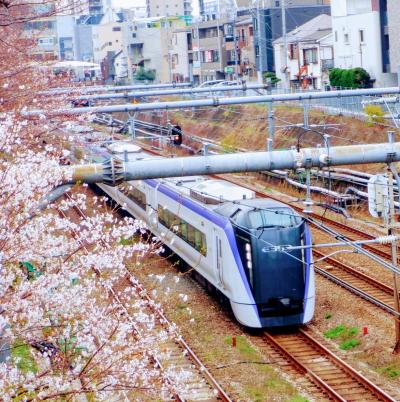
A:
331;0;396;87
171;28;192;82
146;0;192;18
92;21;124;64
274;14;333;90
123;16;190;83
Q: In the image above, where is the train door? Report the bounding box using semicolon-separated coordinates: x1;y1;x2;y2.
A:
214;230;224;288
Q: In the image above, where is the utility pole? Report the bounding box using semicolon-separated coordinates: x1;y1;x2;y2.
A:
387;132;400;354
233;13;239;80
281;0;288;90
256;0;264;84
216;0;223;79
266;77;274;151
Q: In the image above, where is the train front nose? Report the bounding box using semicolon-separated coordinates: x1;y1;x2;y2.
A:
251;226;306;323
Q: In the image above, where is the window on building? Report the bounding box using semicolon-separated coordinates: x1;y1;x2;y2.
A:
334;31;338;42
112;26;121;31
249;26;254;36
275;0;280;6
132;33;136;38
344;33;349;44
38;37;54;45
255;45;259;57
303;48;318;64
254;19;258;31
201;50;219;63
158;207;207;255
118;184;147;210
288;43;298;60
359;29;364;43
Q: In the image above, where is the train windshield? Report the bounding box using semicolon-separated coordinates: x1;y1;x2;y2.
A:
248;208;301;229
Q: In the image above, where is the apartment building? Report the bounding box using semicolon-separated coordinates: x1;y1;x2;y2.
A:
191;19;227;83
124;16;190;83
146;0;192;18
199;0;249;20
171;28;192;82
387;0;400;78
224;17;256;80
24;17;59;61
92;21;124;64
331;0;396;87
274;14;333;89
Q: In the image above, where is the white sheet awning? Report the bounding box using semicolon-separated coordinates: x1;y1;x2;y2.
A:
52;61;101;71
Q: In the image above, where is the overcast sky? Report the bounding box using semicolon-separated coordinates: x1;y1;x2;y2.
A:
113;0;145;8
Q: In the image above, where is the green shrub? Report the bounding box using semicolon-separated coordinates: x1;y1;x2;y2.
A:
12;341;38;374
364;104;385;124
135;67;156;81
340;339;360;350
378;364;400;378
263;71;280;85
329;67;371;88
324;325;346;339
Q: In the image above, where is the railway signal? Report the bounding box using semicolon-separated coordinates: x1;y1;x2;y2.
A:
171;125;182;146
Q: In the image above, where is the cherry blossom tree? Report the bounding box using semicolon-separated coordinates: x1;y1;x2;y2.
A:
0;5;190;401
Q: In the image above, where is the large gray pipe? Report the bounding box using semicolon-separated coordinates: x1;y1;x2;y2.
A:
41;82;192;95
27;87;400;117
73;83;268;101
67;141;400;186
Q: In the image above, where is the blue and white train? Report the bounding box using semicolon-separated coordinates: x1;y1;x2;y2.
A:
92;142;315;328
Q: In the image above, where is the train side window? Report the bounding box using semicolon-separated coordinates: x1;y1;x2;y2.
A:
181;221;188;240
188;224;196;247
157;206;207;256
201;233;207;255
194;230;202;251
118;184;146;210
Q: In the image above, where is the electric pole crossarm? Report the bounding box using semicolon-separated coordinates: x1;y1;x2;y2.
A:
66;140;400;185
26;87;400;117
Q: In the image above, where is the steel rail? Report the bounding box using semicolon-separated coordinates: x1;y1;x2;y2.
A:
314;266;399;317
135;145;400;317
56;199;185;401
60;192;232;402
264;329;396;401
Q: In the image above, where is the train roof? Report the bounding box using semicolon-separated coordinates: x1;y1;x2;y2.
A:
161;176;255;206
214;198;297;218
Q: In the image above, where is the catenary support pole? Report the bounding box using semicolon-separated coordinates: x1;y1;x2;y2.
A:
387;164;400;354
25;87;400;117
72;83;269;101
281;0;288;90
65;140;400;186
40;82;192;95
266;78;274;151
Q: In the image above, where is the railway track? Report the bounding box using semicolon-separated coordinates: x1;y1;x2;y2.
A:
73;133;400;400
257;328;397;402
57;192;232;402
312;249;399;317
135;144;400;319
